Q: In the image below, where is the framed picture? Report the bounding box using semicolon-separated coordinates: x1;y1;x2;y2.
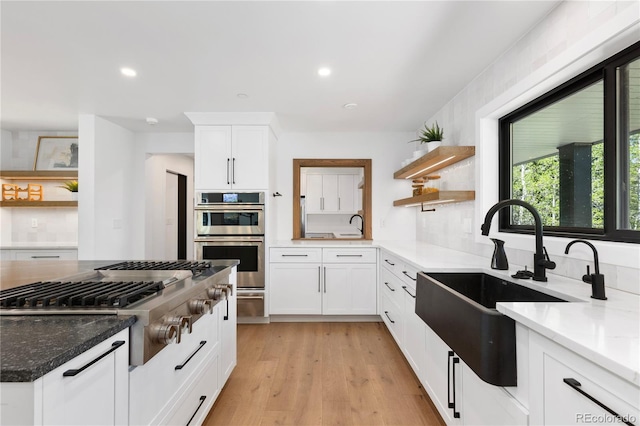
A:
33;136;79;171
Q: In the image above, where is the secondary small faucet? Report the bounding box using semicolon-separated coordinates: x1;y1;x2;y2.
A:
349;214;364;235
564;239;607;300
481;199;556;282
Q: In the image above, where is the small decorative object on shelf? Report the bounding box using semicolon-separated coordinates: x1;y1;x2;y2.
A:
59;180;78;201
2;183;43;201
34;136;78;171
27;184;43;201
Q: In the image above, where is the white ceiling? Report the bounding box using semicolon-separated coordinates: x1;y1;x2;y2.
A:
1;1;560;134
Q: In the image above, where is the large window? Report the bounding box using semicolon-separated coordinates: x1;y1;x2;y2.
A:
499;41;640;243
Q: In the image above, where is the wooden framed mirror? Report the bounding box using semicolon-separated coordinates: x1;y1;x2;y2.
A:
293;159;372;240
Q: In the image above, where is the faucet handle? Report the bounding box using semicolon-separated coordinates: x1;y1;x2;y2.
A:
582;265;593;284
541;246;556;270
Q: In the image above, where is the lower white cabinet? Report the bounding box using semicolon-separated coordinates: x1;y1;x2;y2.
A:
529;331;639;426
220;268;237;384
1;248;78;261
0;329;129;426
270;247;377;316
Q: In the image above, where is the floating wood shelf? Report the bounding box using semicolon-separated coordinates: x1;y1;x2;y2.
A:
0;201;77;208
393;191;475;207
394;146;475;180
0;170;78;180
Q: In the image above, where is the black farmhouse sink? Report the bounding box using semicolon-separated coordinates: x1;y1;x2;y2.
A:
415;272;567;386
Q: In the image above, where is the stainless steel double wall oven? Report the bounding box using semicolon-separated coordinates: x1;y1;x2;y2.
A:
195;192;265;318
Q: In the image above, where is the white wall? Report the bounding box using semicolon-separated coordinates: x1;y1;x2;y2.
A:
273;132;416;241
78;115;137;260
416;1;640;294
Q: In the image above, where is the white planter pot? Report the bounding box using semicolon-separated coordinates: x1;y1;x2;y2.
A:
413;148;428;159
427;141;442;152
70;192;78;201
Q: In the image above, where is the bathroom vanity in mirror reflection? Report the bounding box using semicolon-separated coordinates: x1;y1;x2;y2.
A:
293;159;372;240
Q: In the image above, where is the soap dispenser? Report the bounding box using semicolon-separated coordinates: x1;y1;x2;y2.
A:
490;238;509;270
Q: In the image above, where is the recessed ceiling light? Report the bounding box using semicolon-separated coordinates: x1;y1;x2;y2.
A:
343;103;358;109
146;117;158;125
237;93;249;99
120;67;137;77
318;67;332;77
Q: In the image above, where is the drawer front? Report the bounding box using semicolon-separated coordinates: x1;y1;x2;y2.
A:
543;354;639;425
381;293;403;347
381;267;404;308
13;249;77;260
270;247;322;263
398;263;420;287
380;250;403;275
322;248;377;263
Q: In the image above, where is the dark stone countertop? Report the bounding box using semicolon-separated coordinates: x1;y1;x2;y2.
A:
0;315;136;382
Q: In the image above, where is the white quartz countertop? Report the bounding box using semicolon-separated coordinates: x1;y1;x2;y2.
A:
273;239;640;386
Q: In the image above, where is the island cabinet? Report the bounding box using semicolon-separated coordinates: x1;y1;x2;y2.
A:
528;331;639;426
0;329;129;426
269;247;377;316
194;125;271;191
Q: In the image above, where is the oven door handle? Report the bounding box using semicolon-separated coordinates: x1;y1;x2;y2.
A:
238;295;264;300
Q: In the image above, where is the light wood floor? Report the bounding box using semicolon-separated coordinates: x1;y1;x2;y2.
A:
204;322;445;426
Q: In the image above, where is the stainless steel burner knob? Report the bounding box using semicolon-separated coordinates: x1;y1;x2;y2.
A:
164;315;193;334
150;323;180;345
188;298;214;315
207;287;223;300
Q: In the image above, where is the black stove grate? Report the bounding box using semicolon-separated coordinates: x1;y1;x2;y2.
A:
96;261;213;276
0;279;165;309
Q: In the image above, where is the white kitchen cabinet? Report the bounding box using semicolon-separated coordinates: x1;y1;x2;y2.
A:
0;329;129;426
529;331;639;426
402;282;427;384
270;262;322;314
305;173;356;213
194;125;269;190
269;247;377;316
11;249;77;260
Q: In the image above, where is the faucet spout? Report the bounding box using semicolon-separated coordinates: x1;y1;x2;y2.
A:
564;239;606;300
481;199;555;282
564;239;600;274
349;214;364;235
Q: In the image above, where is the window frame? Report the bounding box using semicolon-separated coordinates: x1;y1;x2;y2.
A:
498;40;640;244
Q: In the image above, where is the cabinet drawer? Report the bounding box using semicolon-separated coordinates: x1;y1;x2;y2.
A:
322;248;376;263
270;247;322;263
380;250;403;275
542;353;638;425
399;263;420;287
381;293;403;347
381;267;404;308
13;249;77;260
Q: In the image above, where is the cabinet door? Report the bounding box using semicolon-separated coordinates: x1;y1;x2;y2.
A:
424;326;463;425
338;174;355;212
231;126;268;190
306;174;323;213
195;126;232;190
41;329;129;426
462;364;528;426
269;263;322;314
323;263;377;315
321;174;339;212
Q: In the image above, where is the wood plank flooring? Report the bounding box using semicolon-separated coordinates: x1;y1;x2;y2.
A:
204;322;445;426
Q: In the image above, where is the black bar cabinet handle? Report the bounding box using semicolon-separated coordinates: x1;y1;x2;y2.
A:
384;282;395;291
232;158;236;184
384;311;395;323
452;357;460;418
563;378;635;426
447;351;454;408
224;298;229;321
282;254;308;257
175;341;207;370
402;271;417;281
185;395;207;426
402;286;416;298
226;158;230;184
384;259;395;266
31;255;60;259
336;254;363;257
63;340;125;377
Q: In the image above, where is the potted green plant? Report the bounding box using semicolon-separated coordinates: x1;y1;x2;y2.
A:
411;121;444;153
59;180;78;200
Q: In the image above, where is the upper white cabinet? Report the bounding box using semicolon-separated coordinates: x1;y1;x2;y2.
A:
305;173;356;213
195;125;269;190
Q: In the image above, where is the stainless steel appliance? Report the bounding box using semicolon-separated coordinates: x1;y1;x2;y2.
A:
0;260;234;365
195;192;266;318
